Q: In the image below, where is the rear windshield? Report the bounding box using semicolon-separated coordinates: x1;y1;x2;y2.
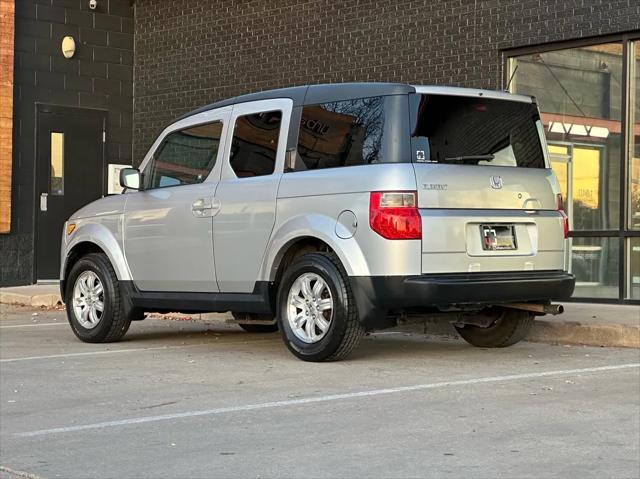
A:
409;94;546;168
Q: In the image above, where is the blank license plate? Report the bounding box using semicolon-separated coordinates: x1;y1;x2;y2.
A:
480;224;517;251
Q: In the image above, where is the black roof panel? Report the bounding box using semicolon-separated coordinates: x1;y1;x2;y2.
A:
177;82;415;121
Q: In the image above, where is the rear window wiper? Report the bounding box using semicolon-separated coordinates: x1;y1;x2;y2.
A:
443;154;495;162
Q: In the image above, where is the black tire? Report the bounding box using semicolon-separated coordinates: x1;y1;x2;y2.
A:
65;253;131;343
231;312;279;333
454;309;534;348
277;252;364;362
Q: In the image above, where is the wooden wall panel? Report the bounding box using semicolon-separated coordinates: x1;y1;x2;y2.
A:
0;0;14;234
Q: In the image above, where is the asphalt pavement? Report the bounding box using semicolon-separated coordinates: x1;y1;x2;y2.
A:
1;304;639;479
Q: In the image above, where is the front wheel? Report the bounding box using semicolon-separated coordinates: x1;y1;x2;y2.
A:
454;309;534;348
277;252;364;362
65;253;131;343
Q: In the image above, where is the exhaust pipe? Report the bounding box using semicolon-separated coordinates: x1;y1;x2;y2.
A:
501;302;564;315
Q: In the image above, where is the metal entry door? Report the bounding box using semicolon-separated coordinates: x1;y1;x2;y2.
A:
36;106;106;280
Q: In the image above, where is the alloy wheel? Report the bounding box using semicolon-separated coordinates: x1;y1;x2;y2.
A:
286;272;333;343
72;270;105;329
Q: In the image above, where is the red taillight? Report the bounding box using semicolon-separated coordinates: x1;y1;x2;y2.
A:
557;194;569;239
369;191;422;240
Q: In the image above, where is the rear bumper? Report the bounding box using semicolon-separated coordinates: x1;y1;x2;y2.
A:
350;270;575;328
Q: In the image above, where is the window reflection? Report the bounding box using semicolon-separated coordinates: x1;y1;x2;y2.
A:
571;237;619;299
147;122;223;189
297;96;384;170
630;42;640;230
50;132;64;195
628;238;640;299
511;43;623;231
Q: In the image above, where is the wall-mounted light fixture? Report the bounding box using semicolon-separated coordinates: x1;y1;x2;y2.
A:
61;36;76;59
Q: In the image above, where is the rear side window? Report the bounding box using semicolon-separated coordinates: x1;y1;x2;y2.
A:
146;122;223;189
296;96;389;170
229;110;282;178
410;94;545;168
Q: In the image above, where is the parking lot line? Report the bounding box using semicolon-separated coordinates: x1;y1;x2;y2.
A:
0;345;191;363
0;323;66;329
14;363;639;438
0;464;45;479
0;338;273;363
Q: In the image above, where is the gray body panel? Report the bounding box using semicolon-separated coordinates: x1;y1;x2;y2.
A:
213;99;293;293
263;163;421;279
121;106;232;292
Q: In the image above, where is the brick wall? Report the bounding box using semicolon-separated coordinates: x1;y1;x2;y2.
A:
133;0;640;161
1;0;134;286
0;0;14;234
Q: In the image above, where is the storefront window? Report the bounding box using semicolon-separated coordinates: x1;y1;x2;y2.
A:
571;237;620;299
509;41;640;301
511;43;622;231
630;42;640;230
627;238;640;299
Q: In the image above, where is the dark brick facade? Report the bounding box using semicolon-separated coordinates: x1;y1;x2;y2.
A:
133;0;640;161
1;0;133;286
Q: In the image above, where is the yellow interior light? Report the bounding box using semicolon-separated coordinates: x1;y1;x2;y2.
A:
66;223;76;235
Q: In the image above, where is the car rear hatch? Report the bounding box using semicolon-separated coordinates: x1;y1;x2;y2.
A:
409;91;567;274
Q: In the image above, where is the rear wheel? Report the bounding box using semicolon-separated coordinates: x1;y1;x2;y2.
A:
231;312;279;333
454;309;534;348
65;253;131;343
277;252;364;362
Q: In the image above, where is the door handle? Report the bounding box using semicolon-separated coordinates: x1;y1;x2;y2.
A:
40;193;48;211
191;198;220;217
192;198;211;217
522;197;542;210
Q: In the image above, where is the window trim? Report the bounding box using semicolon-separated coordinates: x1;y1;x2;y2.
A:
219;98;294;181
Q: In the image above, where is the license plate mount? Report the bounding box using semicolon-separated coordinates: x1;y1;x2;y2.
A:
480;224;517;251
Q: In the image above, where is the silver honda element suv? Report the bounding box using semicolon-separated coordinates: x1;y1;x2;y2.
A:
60;83;575;361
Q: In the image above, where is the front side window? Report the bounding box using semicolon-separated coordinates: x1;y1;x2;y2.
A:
229;110;282;178
145;121;223;189
410;94;545;168
296;96;385;170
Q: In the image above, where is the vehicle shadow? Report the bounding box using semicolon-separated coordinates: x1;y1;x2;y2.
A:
118;318;487;361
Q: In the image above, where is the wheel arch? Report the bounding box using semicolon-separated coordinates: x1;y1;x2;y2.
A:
260;214;371;286
61;221;131;299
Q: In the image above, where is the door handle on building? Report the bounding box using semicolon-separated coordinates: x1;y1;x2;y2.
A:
40;193;48;211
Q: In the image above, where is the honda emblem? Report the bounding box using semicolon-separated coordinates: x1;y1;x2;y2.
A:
489;176;503;189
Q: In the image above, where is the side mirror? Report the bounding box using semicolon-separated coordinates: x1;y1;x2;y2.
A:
119;167;141;191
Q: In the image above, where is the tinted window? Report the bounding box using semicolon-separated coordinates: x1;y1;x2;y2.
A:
146;122;223;189
410;94;545;168
229;110;282;178
297;96;386;170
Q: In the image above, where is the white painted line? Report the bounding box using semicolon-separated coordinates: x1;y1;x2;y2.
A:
0;338;273;363
0;346;185;363
15;363;640;438
0;323;66;329
0;465;45;479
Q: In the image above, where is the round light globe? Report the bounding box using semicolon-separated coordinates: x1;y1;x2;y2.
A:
62;36;76;59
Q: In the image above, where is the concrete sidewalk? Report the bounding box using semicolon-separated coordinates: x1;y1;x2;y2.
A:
1;283;638;348
0;284;62;308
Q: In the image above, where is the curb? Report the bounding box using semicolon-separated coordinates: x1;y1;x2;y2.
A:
394;318;640;349
528;320;640;349
0;292;63;308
